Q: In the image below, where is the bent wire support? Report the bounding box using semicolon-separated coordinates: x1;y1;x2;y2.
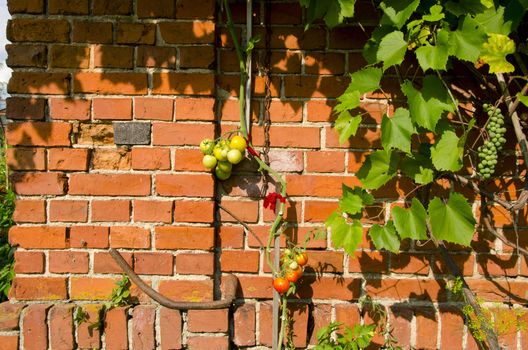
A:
109;248;238;310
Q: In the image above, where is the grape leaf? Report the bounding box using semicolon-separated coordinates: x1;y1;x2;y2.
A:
377;31;408;70
392;198;428;240
479;33;516;73
363;26;394;64
422;4;445;22
473;6;510;35
337;0;356;17
344;184;375;204
334;111;362;144
369;221;400;253
380;0;420;29
401;76;453;131
516;92;528;107
401;155;434;184
334;89;361;114
349;67;383;94
428;193;476;246
448;16;487;62
415;29;450;71
324;0;343;28
339;189;363;215
431;130;464;171
381;107;414;153
326;212;363;255
356;149;399;190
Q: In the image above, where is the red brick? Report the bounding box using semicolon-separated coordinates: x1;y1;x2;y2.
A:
221;250;259;273
306;151;345;173
267;100;303;122
440;307;464;350
304;200;337;222
137;46;176;68
283;75;348;98
348;152;369;173
10;277;67;300
71;278;115;300
49;251;89;273
49;200;88;222
258;301;273;346
73;72;148;94
72;20;112;43
286;174;361;197
329;26;372;49
250;125;320;148
269;51;302;74
155;226;214;250
349;251;388;273
236;276;274;299
477;253;519;276
415;307;438;349
117;23;156;44
48;148;89;171
269;150;304;172
134;200;173;223
365;279;447;302
69;173;151;196
188;309;228;332
49;98;90;121
174;200;214;223
6;44;47;68
0;302;25;332
92;148;131;170
0;335;18;349
326;126;381;149
305;52;346;75
175;253;214;275
93;252;133;274
13;199;45;223
137;0;174;17
159;21;215;44
110;226;150;249
175;0;214;19
49;44;90;68
391;253;430;275
156;174;214;197
263;27;326;50
389;306;412;348
49;0;89;14
304;251;344;274
179;46;215;69
306;100;336;122
263;199;301;223
76;304;102;348
49;304;75;350
131;306;156;350
6;97;45;120
310;304;332;345
7;18;69;42
131;147;171;170
7;122;71;146
92;200;131;222
233;304;255;346
175;98;215;121
158;280;213;302
70;226;109;248
134;252;173;275
173;148;205;171
6;147;45;170
93;98;132;120
13;251;44;274
159;308;182;350
219;200;259;223
187;336;229;350
134;97;174;120
9;226;66;249
104;307;129;350
153;122;214;145
93;0;132;15
8;72;69;94
94;45;133;69
151;72;215;95
22;304;50;350
8;0;44;14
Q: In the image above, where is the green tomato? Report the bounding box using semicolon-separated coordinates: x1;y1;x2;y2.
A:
199;139;215;155
227;149;243;164
215;167;231;180
213;145;229;161
217;161;233;173
202;155;217;170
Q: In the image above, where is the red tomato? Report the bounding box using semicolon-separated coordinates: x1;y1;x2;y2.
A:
285;269;302;283
296;253;308;266
273;277;290;294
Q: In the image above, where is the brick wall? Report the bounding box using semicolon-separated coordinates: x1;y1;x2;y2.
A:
2;0;527;349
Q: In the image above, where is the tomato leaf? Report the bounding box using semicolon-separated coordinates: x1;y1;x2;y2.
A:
381;107;414;154
326;212;363;255
429;193;476;246
392;198;428;240
369;221;400;253
377;31;408;70
356;149;399;190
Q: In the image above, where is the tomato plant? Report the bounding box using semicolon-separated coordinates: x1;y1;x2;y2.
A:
273;277;290;294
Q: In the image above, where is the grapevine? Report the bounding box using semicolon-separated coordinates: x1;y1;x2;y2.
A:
477;104;507;179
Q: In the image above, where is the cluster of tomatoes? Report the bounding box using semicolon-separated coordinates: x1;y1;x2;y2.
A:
272;250;308;294
199;135;247;180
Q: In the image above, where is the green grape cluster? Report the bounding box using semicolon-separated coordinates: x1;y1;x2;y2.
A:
477;103;507;179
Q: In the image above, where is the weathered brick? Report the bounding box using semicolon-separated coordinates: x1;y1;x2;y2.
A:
6;97;46;120
131;306;156;350
49;251;89;273
134;252;174;275
13;199;45;223
92;200;131;222
179;46;215;69
159;21;215;44
7;18;69;42
10;277;67;300
152;73;215;95
49;304;75;350
74;72;148;95
131;147;171;170
69;174;150;196
49;98;91;121
137;46;176;69
110;226;151;249
93;0;132;15
159;308;182;350
6;147;45;170
233;303;256;346
175;253;214;275
49;0;89;14
175;98;215;121
134;200;173;223
0;302;26;331
8;0;44;14
76;304;102;348
49;200;88;222
14;251;44;274
135;97;174;120
188;309;228;332
104;307;129;350
158;280;213;302
116;23;156;45
155;226;214;250
9;226;67;249
94;45;134;69
22;304;50;350
156;174;214;197
153;122;214;145
50;45;90;68
6;44;47;67
70;226;109;249
48;148;89;171
91;148;131;170
72;20;112;43
174;200;214;223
